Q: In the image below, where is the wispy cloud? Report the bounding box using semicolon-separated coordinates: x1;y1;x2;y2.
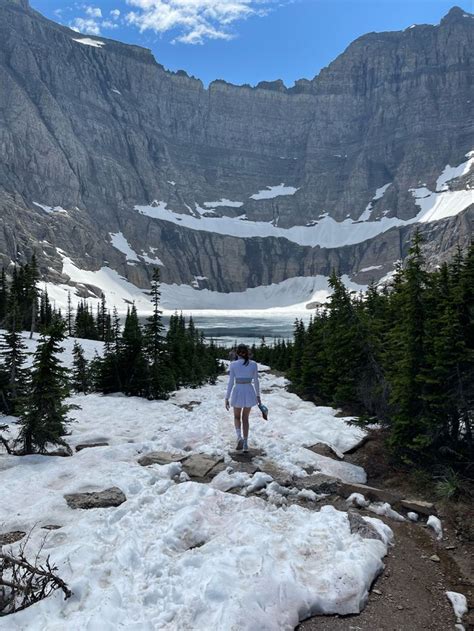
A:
69;5;123;35
124;0;277;44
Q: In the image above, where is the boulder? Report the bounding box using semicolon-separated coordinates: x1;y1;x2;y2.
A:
339;482;401;506
138;451;186;467
348;511;383;541
229;461;260;475
76;442;109;452
306;443;344;460
181;454;224;479
295;474;342;495
64;487;126;510
400;499;437;516
0;531;26;546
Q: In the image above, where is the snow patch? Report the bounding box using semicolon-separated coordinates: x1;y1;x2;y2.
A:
427;515;443;540
359;265;383;273
109;232;140;263
33;202;69;216
250;183;300;200
72;37;105;48
204;199;244;208
358;183;391;221
446;592;468;626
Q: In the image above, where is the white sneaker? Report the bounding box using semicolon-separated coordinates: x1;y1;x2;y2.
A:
243;441;249;453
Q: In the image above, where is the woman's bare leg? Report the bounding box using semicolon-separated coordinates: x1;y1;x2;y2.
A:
233;407;242;434
242;407;251;440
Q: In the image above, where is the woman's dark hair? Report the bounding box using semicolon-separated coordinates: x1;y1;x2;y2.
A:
236;344;250;365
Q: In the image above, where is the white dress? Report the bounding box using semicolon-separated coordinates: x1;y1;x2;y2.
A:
226;359;260;408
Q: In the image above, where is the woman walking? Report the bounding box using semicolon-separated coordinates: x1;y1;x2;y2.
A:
225;344;260;452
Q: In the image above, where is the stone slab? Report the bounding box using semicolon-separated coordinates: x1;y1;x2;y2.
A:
0;531;26;546
181;454;224;479
64;487;126;510
76;442;109;452
296;474;342;495
138;451;187;467
306;442;344;460
339;482;402;506
400;499;437;516
348;512;383;541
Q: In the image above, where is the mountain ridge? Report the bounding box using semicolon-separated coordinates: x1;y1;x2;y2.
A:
0;1;472;309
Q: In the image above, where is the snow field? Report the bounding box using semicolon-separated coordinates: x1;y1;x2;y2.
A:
0;367;391;629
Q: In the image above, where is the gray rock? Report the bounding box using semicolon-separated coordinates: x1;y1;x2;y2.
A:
306;443;343;460
229;461;260;475
339;482;402;506
0;2;472;299
64;487;126;509
138;451;186;467
296;474;342;495
41;525;61;530
181;454;224;479
76;442;109;452
400;499;436;516
228;448;265;462
0;531;26;546
348;511;383;542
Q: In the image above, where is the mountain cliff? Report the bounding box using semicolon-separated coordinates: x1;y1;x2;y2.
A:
0;0;472;309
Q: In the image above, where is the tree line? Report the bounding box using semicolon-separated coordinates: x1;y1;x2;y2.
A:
0;268;224;455
253;235;473;471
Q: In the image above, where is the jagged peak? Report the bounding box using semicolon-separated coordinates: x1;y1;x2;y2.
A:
3;0;30;8
441;6;473;24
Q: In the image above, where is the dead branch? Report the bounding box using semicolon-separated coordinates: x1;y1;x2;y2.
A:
0;549;71;616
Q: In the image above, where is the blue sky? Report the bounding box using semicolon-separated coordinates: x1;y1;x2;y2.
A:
31;1;472;87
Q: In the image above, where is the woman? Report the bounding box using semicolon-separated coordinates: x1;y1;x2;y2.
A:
225;344;260;452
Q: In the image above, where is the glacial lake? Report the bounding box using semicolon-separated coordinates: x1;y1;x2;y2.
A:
151;313;313;347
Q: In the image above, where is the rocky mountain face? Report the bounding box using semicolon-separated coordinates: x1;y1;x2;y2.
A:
0;0;472;308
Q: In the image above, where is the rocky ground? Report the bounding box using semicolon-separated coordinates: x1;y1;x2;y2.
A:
298;430;474;631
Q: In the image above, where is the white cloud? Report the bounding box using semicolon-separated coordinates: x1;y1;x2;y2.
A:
101;19;119;29
125;0;275;44
70;17;102;35
110;9;121;19
85;6;103;18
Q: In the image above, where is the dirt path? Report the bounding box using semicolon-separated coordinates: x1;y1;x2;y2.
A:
296;431;473;631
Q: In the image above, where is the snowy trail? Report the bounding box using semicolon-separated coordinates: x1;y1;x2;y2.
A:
0;369;389;630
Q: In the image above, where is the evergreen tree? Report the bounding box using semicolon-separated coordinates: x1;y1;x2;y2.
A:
0;299;29;414
119;305;148;396
144;269;175;398
0;268;8;325
17;321;71;455
72;341;90;393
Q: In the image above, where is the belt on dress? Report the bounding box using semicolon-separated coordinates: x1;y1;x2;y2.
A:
235;378;252;384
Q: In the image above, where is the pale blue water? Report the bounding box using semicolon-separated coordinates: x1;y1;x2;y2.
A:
155;314;312;346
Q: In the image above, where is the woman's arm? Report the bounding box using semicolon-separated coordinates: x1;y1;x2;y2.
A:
253;362;261;400
225;363;235;401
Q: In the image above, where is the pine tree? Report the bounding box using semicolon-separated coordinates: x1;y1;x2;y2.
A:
386;230;429;458
17;321;71;455
143;269;174;398
0;268;8;325
119;305;148;396
0;299;29;414
72;341;90;393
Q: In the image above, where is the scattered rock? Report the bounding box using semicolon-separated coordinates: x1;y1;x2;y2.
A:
259;462;295;487
373;589;382;595
76;442;109;452
41;525;61;530
0;531;26;546
339;481;401;506
138;451;186;467
181;454;224;479
177;400;201;412
430;554;441;562
229;461;260;475
228;448;265;462
306;442;344;460
400;499;436;516
64;487;126;510
296;474;342;495
348;511;383;541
